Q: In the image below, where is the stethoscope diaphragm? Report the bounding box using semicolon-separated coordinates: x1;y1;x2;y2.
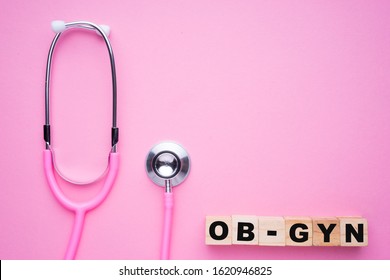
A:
146;141;190;192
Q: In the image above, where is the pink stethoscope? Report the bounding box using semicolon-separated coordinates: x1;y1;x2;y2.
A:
44;20;190;260
43;20;119;260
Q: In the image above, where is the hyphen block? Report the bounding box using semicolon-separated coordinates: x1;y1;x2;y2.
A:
258;216;286;246
339;217;368;246
232;215;258;245
205;216;232;245
285;217;313;246
312;217;340;246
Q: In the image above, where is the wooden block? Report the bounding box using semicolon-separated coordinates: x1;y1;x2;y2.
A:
285;216;313;246
205;216;232;245
312;217;340;246
232;215;258;245
339;217;368;246
258;216;286;246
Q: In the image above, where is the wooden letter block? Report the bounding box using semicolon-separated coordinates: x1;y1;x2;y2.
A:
339;217;368;246
258;216;286;246
232;215;258;245
285;217;312;246
205;216;232;245
312;217;340;246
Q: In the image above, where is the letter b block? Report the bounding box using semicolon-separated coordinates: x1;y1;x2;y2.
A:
232;215;258;245
285;217;313;246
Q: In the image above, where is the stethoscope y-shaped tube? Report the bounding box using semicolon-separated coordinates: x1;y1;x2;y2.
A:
43;20;119;259
44;151;119;259
146;142;190;259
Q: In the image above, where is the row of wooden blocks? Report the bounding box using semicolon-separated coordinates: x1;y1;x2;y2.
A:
205;216;367;246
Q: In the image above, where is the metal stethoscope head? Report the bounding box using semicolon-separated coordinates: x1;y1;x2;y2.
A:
146;142;190;193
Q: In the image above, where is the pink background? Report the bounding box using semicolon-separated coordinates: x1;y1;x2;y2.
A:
1;0;390;259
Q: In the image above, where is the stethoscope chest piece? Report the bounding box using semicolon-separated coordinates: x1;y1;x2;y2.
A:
146;141;190;259
146;142;190;191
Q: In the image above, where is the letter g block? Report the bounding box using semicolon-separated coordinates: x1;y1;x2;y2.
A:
285;216;313;246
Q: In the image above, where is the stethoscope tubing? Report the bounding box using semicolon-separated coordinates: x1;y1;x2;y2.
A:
44;150;119;211
161;192;174;260
44;150;119;259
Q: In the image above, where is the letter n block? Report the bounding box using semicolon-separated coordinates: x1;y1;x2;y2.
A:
258;216;286;246
232;215;258;245
285;216;313;246
205;216;232;245
312;217;340;246
339;217;368;246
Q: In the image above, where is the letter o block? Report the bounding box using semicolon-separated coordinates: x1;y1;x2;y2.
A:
205;216;232;245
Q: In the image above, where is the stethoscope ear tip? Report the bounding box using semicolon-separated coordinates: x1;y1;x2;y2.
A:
97;24;111;37
51;20;66;33
50;20;111;37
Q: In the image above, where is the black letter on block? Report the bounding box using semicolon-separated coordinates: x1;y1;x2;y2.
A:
209;221;229;240
346;224;364;243
290;223;308;242
318;224;336;242
237;222;255;241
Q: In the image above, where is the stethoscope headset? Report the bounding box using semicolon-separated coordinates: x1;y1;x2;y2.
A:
44;20;190;260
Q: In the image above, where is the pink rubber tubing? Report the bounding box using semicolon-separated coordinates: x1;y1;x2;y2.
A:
43;150;119;260
161;192;174;260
